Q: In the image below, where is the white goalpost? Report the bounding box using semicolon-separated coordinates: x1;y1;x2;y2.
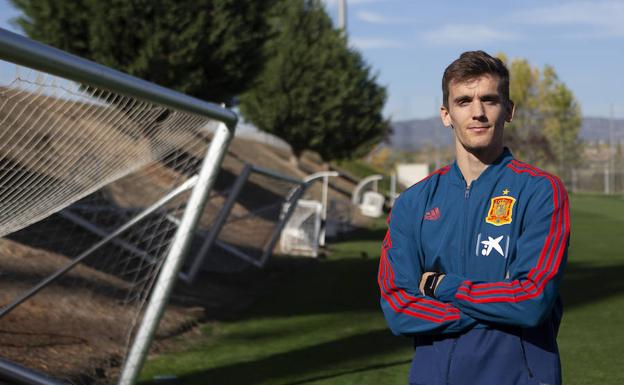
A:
0;28;236;385
279;171;338;257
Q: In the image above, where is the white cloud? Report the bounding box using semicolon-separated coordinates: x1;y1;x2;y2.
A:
422;25;518;45
356;10;387;23
514;0;624;37
355;10;417;24
351;37;405;49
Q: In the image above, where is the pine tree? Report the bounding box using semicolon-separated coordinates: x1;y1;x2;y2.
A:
10;0;274;104
239;0;388;162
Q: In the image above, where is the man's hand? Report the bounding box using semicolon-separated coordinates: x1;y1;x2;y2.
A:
419;272;445;297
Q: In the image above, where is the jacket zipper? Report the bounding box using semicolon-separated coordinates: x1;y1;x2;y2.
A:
460;185;471;274
445;339;458;385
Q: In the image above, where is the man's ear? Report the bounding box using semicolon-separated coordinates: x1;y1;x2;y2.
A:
440;105;452;128
505;100;515;123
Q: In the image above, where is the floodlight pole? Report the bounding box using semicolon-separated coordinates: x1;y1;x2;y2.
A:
609;104;615;194
338;0;347;31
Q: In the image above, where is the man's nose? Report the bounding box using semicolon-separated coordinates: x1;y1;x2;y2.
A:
471;101;486;120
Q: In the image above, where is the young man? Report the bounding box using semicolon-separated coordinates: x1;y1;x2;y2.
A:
378;51;569;385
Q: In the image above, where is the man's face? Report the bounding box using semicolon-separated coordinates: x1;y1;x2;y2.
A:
440;74;514;156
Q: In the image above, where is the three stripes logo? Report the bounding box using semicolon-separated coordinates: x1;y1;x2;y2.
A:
424;207;441;221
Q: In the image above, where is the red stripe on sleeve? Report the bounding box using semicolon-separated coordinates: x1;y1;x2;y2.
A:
378;228;460;322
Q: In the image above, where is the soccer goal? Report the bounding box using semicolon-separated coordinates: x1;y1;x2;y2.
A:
280;199;323;257
0;28;236;385
181;161;308;280
352;174;386;218
279;171;338;257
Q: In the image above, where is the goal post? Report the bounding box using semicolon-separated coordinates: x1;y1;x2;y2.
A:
0;27;236;384
118;122;232;385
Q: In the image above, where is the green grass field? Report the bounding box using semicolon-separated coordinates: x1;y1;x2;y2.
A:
140;194;624;385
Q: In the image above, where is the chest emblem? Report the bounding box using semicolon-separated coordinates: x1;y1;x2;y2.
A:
485;196;516;226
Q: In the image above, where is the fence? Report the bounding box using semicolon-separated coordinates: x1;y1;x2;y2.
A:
569;164;624;195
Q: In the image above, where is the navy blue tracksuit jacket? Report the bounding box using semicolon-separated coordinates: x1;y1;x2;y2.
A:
378;149;570;385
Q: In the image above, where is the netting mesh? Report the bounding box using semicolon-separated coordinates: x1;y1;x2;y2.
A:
0;61;223;384
0;66;212;236
279;199;322;257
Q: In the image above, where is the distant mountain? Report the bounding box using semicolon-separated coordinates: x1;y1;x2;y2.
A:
388;117;453;150
580;117;624;143
388;116;624;150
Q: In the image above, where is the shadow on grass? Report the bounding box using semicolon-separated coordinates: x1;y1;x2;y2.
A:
561;262;624;309
244;257;382;319
239;256;624;321
183;226;624;322
283;359;411;385
151;328;410;385
331;225;387;243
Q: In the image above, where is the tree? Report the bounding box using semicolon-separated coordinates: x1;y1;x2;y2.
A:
540;66;583;181
499;54;582;180
10;0;274;104
239;0;389;162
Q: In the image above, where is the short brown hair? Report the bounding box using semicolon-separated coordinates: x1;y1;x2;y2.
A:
442;51;510;108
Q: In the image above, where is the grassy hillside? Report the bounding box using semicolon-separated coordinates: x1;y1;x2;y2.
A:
139;194;624;385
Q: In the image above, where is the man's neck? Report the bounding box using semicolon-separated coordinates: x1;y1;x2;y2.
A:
456;144;503;186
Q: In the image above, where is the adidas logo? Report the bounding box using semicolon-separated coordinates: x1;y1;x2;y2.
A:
424;207;441;221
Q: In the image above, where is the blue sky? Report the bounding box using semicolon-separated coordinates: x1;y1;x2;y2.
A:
323;0;624;120
1;0;623;121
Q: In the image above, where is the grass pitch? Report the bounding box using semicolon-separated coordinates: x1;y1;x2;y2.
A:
140;194;624;385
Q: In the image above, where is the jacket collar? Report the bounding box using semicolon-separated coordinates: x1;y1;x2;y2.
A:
449;147;514;187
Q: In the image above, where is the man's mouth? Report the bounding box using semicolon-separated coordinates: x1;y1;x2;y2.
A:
468;126;490;132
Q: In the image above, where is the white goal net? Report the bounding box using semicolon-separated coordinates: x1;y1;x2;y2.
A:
280;199;322;257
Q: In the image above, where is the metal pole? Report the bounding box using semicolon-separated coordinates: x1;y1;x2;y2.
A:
183;163;252;283
609;104;615;194
605;162;610;195
0;357;68;385
251;164;303;185
0;28;236;127
352;175;384;205
338;0;347;31
59;210;157;264
319;176;329;247
302;171;338;247
0;175;198;319
390;173;397;207
434;97;441;169
118;122;234;385
259;184;307;266
213;239;264;268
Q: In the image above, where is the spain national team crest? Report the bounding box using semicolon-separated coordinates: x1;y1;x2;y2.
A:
485;196;516;226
